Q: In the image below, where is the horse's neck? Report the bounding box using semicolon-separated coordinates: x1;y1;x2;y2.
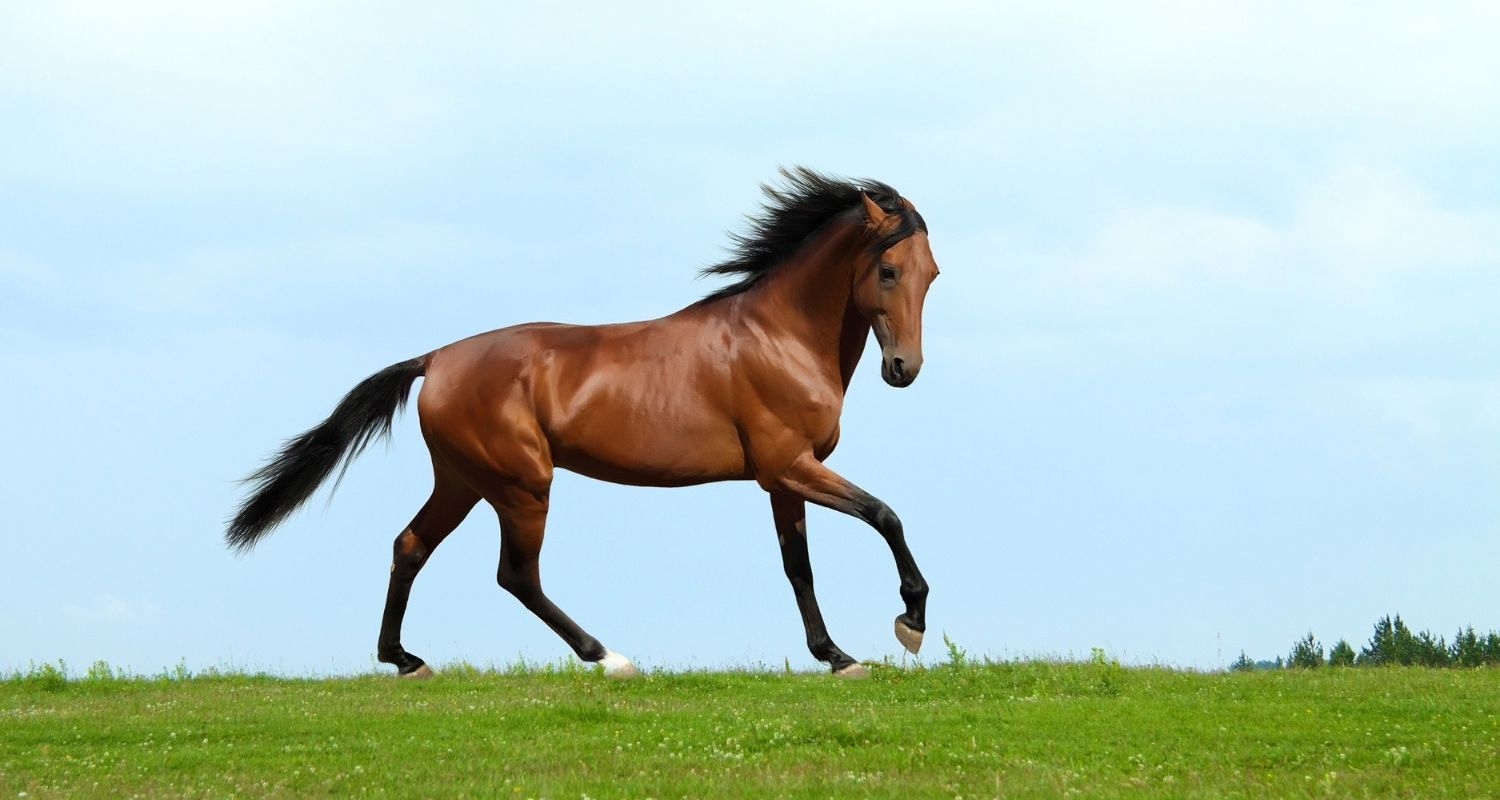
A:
742;222;871;392
835;300;871;391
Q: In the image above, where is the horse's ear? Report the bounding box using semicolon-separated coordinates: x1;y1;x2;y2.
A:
860;192;889;227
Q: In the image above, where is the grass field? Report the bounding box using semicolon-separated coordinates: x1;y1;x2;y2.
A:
4;656;1499;798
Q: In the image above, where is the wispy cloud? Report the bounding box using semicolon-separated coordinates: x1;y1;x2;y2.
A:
62;593;161;623
1;221;517;322
946;166;1500;368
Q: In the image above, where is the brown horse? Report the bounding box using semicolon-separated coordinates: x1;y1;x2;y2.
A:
227;168;939;678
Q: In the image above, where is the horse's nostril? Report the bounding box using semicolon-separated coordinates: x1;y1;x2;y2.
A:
892;358;906;378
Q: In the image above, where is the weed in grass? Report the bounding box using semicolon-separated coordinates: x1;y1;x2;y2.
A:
942;632;967;668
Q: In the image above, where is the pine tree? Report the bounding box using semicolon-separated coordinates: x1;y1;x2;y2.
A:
1230;651;1256;672
1391;615;1419;665
1414;629;1450;667
1360;615;1396;665
1288;632;1323;668
1482;632;1500;665
1451;627;1482;667
1328;639;1356;667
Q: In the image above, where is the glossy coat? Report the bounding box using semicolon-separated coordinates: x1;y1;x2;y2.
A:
229;172;940;675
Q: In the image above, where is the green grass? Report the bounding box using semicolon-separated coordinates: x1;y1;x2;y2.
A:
4;657;1499;798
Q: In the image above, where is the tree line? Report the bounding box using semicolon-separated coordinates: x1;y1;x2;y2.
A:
1231;615;1500;670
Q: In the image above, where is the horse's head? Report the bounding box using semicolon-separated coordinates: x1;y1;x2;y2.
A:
854;193;939;388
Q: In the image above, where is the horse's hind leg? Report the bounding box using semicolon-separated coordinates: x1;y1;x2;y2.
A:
376;470;479;677
488;484;638;678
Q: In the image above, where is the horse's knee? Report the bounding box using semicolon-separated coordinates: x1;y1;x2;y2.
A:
866;502;902;538
391;530;429;579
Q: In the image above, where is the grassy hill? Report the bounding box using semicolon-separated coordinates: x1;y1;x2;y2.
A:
4;657;1499;798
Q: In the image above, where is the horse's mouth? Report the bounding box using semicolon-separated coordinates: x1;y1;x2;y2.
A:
881;359;918;387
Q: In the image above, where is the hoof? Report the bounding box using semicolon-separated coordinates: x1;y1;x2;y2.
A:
833;662;869;679
399;664;434;680
600;650;639;679
895;618;924;655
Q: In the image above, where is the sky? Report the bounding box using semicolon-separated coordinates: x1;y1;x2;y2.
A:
2;2;1497;676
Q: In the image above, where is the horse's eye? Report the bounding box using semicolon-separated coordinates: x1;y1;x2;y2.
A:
879;264;898;282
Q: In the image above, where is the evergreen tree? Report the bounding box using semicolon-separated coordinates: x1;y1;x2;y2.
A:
1391;615;1418;665
1483;632;1500;665
1359;615;1396;665
1230;651;1256;672
1414;629;1450;667
1451;627;1483;667
1360;614;1420;665
1328;639;1356;667
1288;632;1323;668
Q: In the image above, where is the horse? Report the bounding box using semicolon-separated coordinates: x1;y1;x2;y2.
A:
227;167;940;678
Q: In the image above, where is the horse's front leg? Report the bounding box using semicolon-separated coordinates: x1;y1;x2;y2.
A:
775;453;929;655
770;491;865;677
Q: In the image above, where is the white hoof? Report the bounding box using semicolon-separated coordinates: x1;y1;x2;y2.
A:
600;650;639;679
895;618;924;655
834;662;869;679
400;664;434;680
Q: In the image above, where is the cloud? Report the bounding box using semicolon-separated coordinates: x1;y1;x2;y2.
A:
62;593;161;623
6;2;1495;197
1345;377;1500;441
944;165;1500;369
0;221;516;326
0;250;45;280
0;2;456;188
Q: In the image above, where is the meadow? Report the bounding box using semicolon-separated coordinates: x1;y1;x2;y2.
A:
4;654;1498;799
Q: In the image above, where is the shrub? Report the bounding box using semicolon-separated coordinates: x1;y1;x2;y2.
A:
17;660;68;691
84;660;115;681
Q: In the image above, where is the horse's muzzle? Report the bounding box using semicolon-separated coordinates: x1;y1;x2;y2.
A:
882;356;920;388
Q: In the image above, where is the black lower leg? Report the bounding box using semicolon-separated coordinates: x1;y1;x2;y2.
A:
783;539;858;671
497;559;607;662
772;493;857;672
377;530;430;674
863;499;929;633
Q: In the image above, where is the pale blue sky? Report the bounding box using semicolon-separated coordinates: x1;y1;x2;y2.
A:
3;2;1497;675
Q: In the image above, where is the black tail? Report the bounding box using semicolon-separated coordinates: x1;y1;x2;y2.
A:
226;357;426;553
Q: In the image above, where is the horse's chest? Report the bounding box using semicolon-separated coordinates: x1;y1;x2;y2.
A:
796;393;845;458
732;362;846;467
811;421;842;461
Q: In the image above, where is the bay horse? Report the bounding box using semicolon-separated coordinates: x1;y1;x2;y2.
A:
227;168;939;678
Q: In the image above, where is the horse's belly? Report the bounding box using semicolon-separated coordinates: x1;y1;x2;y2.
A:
550;417;749;487
528;320;746;486
544;381;748;486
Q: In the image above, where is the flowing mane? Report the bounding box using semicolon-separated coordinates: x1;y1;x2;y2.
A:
698;166;927;302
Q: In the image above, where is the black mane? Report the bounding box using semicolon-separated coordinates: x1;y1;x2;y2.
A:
698;167;927;302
